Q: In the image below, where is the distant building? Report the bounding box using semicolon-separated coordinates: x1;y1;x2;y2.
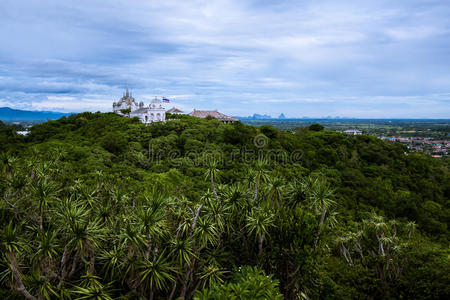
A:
344;129;362;135
113;88;165;123
167;107;185;114
190;109;238;124
16;130;29;136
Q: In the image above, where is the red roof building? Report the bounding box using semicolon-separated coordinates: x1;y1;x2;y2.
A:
189;109;238;123
167;107;185;114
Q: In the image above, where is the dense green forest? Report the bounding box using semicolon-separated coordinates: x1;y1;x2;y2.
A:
0;113;449;299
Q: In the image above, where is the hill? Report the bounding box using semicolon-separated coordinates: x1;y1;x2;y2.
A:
0;112;448;299
0;107;71;122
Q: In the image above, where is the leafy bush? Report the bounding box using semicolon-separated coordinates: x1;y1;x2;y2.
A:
194;266;283;299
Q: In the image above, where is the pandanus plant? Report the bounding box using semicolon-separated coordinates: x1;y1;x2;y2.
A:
203;158;220;200
245;207;275;256
1;222;36;300
301;176;335;246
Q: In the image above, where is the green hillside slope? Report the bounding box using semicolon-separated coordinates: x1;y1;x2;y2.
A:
0;112;448;299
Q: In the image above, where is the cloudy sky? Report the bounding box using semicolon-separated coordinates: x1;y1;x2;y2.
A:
0;0;449;118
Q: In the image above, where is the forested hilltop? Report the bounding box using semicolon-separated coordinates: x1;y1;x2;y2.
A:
0;112;449;299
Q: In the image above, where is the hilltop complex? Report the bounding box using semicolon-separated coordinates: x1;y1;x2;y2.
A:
113;88;238;124
113;88;165;123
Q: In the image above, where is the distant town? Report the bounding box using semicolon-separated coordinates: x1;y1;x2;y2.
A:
379;136;449;157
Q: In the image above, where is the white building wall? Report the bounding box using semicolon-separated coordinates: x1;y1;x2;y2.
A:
114;93;166;124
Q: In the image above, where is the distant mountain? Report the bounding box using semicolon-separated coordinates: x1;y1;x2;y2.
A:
278;113;286;119
239;113;273;120
0;107;72;122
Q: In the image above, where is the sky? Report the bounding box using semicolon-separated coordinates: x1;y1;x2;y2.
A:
0;0;449;118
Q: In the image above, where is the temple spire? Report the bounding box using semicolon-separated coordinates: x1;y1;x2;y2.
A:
126;86;129;97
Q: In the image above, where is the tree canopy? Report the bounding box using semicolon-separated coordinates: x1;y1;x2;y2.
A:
0;112;448;299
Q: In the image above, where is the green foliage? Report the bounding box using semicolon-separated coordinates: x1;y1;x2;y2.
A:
101;132;127;155
0;112;448;299
119;108;131;116
194;266;283;299
308;123;324;131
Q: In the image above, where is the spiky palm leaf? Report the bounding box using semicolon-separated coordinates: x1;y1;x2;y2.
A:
138;251;175;292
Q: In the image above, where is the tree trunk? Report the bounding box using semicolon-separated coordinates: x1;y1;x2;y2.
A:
254;179;259;201
191;205;203;232
145;238;151;260
377;234;385;256
258;234;265;256
355;241;364;260
179;268;193;299
179;257;198;299
8;252;37;300
379;241;385;256
211;176;218;200
68;254;79;279
341;244;351;265
241;225;249;260
345;248;353;266
39;213;44;232
168;281;177;300
89;246;95;274
60;246;69;283
188;279;203;300
315;203;327;247
96;178;101;198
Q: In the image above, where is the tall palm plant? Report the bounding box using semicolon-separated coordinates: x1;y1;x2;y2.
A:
72;272;114;300
252;158;270;202
245;207;275;256
33;229;60;281
136;194;170;258
204;158;220;200
138;250;175;300
302;176;335;246
1;221;37;300
31;177;59;231
267;176;286;208
0;152;17;179
98;244;124;281
286;180;306;208
57;200;105;279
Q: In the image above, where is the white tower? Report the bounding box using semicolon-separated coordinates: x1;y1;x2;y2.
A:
147;97;166;123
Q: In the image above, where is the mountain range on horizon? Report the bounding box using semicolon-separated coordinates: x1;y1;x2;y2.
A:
0;107;290;122
0;107;71;122
0;107;303;122
241;113;289;120
1;107;449;123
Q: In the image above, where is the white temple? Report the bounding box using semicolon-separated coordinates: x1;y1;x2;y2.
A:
113;88;166;123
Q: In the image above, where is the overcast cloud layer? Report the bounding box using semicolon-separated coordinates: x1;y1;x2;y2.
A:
0;0;449;118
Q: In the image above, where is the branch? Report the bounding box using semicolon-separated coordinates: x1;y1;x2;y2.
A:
191;204;203;232
8;252;37;300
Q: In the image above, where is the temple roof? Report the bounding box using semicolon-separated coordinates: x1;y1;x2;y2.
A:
117;87;137;104
131;107;149;114
167;107;184;113
190;110;238;121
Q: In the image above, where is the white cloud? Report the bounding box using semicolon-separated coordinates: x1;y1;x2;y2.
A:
0;0;449;117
